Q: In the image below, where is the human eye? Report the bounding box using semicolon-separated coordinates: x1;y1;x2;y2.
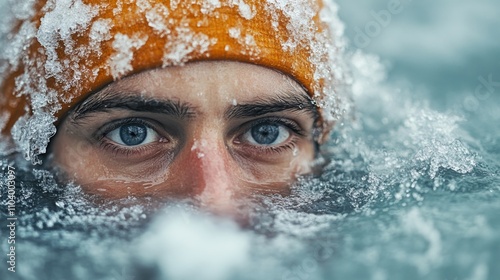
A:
106;122;158;146
236;117;305;153
242;122;289;146
97;118;171;156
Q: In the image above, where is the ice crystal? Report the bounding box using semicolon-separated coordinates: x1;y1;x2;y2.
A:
145;4;170;33
162;27;215;66
11;113;56;164
109;33;148;79
37;0;98;79
89;19;113;54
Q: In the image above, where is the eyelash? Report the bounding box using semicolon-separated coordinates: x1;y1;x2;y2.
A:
258;141;298;155
98;141;153;157
243;117;305;136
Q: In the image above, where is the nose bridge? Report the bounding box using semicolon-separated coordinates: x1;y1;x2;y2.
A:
188;133;235;211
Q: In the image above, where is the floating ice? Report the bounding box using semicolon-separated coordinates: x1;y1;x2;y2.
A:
400;109;477;179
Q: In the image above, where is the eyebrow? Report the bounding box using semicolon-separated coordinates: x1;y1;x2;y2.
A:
225;92;318;119
71;93;196;120
69;90;318;121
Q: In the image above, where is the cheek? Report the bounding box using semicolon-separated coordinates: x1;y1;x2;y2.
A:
290;144;315;175
52;137;108;184
234;142;315;185
51;135;172;198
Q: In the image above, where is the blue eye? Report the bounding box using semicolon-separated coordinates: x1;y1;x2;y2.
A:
243;123;290;146
120;124;147;146
106;123;158;146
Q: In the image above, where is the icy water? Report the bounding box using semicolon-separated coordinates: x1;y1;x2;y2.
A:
1;1;500;280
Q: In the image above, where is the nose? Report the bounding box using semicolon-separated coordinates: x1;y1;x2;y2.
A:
184;138;238;214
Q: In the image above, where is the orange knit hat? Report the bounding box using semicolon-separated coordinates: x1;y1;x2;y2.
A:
0;0;346;162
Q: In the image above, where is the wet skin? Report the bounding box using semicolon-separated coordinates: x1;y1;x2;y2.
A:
50;61;318;213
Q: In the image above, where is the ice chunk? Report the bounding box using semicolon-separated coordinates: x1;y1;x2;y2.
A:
402;109;477;178
11;112;57;165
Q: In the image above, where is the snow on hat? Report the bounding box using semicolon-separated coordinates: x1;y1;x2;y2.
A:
0;0;347;163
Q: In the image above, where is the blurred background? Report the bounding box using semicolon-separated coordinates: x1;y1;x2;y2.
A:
336;0;500;112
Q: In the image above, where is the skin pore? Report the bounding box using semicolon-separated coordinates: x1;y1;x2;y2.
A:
50;61;319;213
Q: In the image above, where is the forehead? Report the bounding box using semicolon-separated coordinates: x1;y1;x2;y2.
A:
99;61;308;105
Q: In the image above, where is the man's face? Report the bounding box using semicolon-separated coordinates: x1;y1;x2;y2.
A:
51;61;318;212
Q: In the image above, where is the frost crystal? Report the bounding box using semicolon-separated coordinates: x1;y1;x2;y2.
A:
4;22;37;70
1;0;99;163
109;33;148;79
199;0;222;15
136;0;170;34
0;112;10;135
89;19;113;54
170;0;181;10
232;0;256;20
228;27;241;39
228;27;260;58
146;4;170;33
265;0;350;122
163;28;215;66
37;0;98;79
